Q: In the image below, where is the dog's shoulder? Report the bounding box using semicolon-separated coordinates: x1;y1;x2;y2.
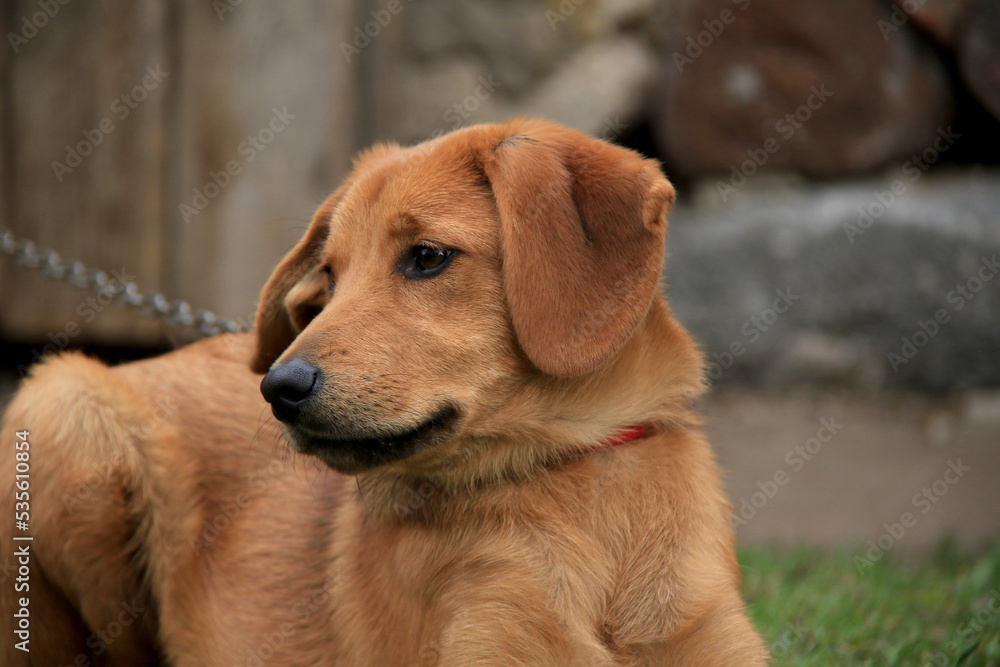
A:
6;332;257;446
116;331;258;396
6;350;150;460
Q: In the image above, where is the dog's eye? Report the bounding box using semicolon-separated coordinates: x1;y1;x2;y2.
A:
404;244;455;278
415;247;448;271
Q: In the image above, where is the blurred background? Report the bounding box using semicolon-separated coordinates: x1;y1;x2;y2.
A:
1;0;999;557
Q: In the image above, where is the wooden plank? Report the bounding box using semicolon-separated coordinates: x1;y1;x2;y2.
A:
163;0;357;333
0;0;358;350
0;0;169;346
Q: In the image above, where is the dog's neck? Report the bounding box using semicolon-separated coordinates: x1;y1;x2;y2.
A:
354;425;654;525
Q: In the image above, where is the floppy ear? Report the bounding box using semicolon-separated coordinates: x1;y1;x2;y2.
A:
250;193;339;374
481;122;675;377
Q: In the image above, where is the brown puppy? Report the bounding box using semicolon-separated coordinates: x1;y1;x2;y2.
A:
1;118;767;665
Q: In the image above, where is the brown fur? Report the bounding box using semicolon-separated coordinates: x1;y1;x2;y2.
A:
1;118;767;665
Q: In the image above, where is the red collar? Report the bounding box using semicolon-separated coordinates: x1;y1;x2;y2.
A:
559;425;648;463
593;425;648;449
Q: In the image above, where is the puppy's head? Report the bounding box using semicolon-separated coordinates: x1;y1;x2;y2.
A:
252;119;676;474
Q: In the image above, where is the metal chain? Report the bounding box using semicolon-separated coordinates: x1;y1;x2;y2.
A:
0;229;248;337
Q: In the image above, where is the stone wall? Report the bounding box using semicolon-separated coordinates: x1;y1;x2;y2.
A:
376;0;1000;179
371;0;1000;391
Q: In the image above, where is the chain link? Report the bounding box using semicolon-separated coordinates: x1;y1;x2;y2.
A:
0;229;249;337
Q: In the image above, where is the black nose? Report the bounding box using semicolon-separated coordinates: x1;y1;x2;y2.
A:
260;357;320;423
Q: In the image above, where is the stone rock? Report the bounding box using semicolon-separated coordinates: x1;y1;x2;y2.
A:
664;171;1000;391
650;0;954;179
404;0;577;96
505;37;656;140
392;36;656;145
390;0;660;144
393;58;500;143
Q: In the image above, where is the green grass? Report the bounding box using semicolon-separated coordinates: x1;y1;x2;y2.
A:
739;540;1000;666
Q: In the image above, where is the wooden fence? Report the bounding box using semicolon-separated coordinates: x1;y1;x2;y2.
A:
0;0;397;347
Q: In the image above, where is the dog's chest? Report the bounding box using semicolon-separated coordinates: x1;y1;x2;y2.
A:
322;502;609;665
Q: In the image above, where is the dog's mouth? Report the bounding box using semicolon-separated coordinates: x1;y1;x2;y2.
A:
288;404;460;473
